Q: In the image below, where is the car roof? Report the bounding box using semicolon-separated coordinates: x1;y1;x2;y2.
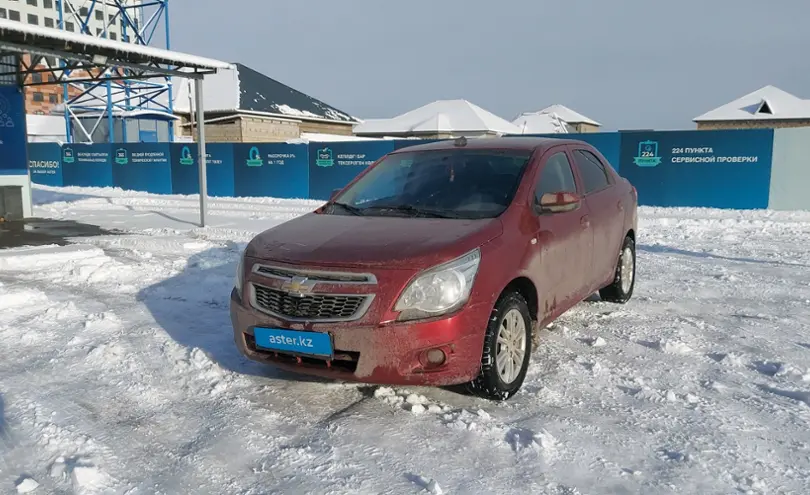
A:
389;136;590;154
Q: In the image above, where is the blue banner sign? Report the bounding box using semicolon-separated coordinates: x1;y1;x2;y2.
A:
0;86;28;175
61;143;113;187
111;143;172;194
619;129;774;209
308;141;395;200
233;143;309;198
28;142;63;186
170;143;235;197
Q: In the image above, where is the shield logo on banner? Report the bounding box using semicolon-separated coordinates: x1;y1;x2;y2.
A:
633;140;662;167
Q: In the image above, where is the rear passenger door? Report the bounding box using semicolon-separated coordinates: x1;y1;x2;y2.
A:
569;146;625;289
528;148;594;315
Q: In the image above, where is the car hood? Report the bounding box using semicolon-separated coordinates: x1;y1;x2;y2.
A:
246;212;503;268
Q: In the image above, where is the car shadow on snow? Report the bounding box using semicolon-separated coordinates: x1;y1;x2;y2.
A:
137;246;331;384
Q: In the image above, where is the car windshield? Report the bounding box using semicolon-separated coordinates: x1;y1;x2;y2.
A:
327;147;533;219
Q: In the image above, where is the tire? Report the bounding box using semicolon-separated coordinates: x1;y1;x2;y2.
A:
599;235;636;303
466;291;532;401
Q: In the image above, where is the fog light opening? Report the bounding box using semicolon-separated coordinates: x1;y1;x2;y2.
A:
425;348;447;366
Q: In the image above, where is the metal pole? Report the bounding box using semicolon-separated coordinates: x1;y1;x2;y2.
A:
195;76;207;227
164;0;175;142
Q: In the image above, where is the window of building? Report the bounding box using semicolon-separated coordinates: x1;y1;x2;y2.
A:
79;7;88;16
26;0;37;6
95;10;103;20
65;21;74;31
32;73;42;83
0;8;6;19
109;15;116;25
33;92;44;102
96;28;102;35
49;94;58;104
43;0;53;8
9;10;20;21
109;32;117;40
44;17;54;28
45;56;56;67
572;149;611;194
535;152;578;203
27;13;38;25
48;74;56;82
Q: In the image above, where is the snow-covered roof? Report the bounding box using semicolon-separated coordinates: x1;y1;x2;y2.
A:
511;111;573;134
352;99;522;135
26;114;65;142
693;85;810;122
286;132;385;144
171;63;359;125
530;104;601;126
0;18;233;73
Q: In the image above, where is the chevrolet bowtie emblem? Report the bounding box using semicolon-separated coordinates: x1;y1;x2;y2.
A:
282;276;314;295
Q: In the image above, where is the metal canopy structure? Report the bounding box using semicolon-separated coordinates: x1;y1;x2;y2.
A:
0;18;234;227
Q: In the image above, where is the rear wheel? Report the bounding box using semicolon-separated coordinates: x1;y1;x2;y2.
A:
599;235;635;303
466;291;532;401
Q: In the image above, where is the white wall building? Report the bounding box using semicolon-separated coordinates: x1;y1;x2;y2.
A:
0;0;141;42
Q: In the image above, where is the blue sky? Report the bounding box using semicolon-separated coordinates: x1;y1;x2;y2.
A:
170;0;808;130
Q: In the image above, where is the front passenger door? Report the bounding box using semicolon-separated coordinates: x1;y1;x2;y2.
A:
529;149;594;317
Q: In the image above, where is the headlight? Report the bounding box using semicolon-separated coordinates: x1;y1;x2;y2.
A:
234;249;246;299
394;248;481;321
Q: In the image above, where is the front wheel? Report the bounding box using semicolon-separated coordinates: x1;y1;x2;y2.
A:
599;235;636;303
466;291;532;401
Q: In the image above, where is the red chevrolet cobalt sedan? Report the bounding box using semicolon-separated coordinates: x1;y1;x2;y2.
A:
230;137;638;400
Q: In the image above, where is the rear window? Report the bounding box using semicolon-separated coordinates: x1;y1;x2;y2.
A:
331;148;533;219
572;149;611;194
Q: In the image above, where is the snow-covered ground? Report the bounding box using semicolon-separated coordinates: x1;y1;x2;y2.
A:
2;184;810;494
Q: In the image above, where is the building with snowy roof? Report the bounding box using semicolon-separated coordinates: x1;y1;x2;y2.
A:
511;111;574;134
172;63;361;143
352;99;522;138
693;85;810;130
515;104;601;133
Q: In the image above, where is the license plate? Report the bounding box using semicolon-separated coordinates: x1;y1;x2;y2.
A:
253;327;333;358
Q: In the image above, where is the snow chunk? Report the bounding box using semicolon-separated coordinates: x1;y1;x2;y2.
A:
0;244;106;271
658;339;694;355
15;477;39;493
70;465;116;493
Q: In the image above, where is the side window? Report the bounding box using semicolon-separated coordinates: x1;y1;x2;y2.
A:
534;151;577;203
573;149;610;194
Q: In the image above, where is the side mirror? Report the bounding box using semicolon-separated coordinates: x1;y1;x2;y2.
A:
536;191;581;214
329;188;341;201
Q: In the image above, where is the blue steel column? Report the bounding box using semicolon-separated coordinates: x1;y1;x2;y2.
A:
56;0;72;143
164;0;174;142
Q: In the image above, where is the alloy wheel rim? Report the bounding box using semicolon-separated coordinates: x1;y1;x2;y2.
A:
620;246;634;293
496;308;527;384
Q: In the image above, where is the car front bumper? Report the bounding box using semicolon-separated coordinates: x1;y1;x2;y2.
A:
229;288;489;386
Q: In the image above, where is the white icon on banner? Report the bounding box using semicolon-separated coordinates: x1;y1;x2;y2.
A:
0;94;15;128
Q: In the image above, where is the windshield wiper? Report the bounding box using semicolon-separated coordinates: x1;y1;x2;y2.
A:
365;204;460;219
327;201;365;216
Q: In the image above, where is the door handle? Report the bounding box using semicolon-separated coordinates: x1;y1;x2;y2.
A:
580;215;590;228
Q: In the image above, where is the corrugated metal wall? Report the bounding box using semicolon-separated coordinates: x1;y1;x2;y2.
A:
769;128;810;211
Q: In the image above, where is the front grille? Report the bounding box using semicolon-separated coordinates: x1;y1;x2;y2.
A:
252;284;370;321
